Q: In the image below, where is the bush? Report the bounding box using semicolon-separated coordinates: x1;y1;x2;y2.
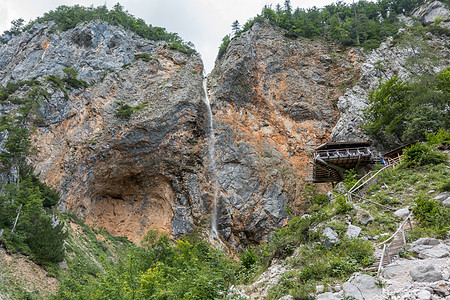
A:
437;178;450;192
134;53;157;62
412;193;450;238
115;101;147;121
426;128;450;146
403;143;447;166
335;195;352;214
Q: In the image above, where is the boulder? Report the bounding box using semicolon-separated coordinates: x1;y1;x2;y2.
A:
316;292;340;300
279;296;294;300
417;244;450;259
443;198;450;207
343;273;382;300
433;192;450;202
416;290;431;300
382;263;404;279
408;238;450;258
394;207;410;218
345;224;361;239
323;227;339;244
410;264;443;282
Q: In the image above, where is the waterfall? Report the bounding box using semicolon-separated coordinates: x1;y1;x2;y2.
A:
203;77;220;241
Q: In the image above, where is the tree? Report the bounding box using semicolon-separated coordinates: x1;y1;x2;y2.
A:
231;20;241;37
362;76;413;147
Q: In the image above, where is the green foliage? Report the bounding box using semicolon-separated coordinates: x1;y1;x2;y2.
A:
412;193;450;238
26;215;67;264
258;212;327;266
21;4;195;55
217;35;231;59
437;178;450;192
0;77;66;267
56;231;235;299
267;238;373;298
134;53;157;62
335;195;352;214
363;68;449;148
343;169;360;191
362;76;413;147
426;128;450;146
115;101;147;121
217;0;426;57
403;143;447;166
62;67;88;89
46;67;88;97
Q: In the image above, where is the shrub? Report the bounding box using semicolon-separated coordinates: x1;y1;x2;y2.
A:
403;143;447;166
426;128;450;146
134;53;157;62
26;215;67;264
437;178;450;192
412;193;450;238
115;101;147;121
335;195;352;214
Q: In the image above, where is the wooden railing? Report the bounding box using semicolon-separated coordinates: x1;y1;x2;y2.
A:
315;147;372;159
376;213;413;275
345;155;403;203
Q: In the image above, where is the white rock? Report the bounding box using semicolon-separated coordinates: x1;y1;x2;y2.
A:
323;227;339;244
443;198;450;207
345;224;361;239
383;263;404;279
316;292;340;300
416;290;432;300
394;207;410;218
316;285;325;293
279;296;294;300
433;192;450;202
410;264;443;282
418;244;450;259
343;273;382;300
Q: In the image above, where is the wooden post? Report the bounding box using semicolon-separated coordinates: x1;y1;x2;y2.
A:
402;224;406;244
9;204;22;241
378;244;387;275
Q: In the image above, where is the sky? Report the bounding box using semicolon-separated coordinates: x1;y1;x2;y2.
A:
0;0;359;73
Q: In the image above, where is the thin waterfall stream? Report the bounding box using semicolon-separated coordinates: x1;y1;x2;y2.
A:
203;77;221;244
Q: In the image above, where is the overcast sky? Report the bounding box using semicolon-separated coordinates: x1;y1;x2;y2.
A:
0;0;359;73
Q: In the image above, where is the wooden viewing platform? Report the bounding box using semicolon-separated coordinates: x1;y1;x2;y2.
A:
306;141;375;183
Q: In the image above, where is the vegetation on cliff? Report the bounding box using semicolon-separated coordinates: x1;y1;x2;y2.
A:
218;0;449;58
362;67;450;148
0;79;67;267
3;3;196;55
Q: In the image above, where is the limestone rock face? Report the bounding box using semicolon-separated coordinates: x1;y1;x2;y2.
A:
412;1;450;27
0;21;208;243
208;20;364;246
330;1;450;148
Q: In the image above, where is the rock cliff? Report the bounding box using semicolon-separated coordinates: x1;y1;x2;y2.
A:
331;1;450;146
0;18;365;247
208;21;364;246
0;20;208;243
1;0;448;248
